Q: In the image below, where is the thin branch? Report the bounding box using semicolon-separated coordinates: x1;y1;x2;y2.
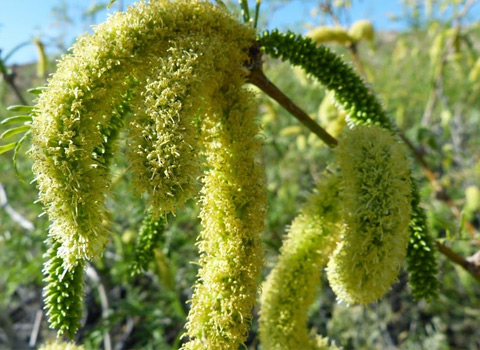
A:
86;264;113;350
435;241;480;281
0;60;28;105
247;65;338;148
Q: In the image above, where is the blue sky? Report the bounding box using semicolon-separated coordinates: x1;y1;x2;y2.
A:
0;0;451;65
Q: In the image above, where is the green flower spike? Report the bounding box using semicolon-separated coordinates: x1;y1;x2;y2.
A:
406;183;439;301
259;30;393;130
130;213;165;276
327;125;412;305
43;240;84;339
182;81;266;349
259;173;341;350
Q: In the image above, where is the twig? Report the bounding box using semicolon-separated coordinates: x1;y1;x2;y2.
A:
0;59;28;105
435;241;480;281
246;62;338;148
86;264;113;350
28;309;43;347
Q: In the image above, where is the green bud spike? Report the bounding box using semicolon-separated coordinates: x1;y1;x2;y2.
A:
259;30;393;130
130;214;166;276
406;183;439;301
43;240;84;339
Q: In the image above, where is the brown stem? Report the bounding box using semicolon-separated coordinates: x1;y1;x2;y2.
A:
435;241;480;281
247;67;338;148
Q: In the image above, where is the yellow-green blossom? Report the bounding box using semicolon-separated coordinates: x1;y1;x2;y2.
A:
327;125;411;304
259;173;341;350
31;0;256;268
38;340;84;350
348;20;374;43
318;91;347;138
308;26;352;45
182;79;266;349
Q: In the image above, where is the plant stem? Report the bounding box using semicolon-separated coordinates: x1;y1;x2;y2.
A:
247;66;338;148
435;241;480;281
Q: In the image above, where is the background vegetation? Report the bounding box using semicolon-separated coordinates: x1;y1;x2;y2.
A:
1;0;479;349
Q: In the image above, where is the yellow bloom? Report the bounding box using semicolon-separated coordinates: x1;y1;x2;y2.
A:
259;173;341;350
31;0;256;268
327;125;411;304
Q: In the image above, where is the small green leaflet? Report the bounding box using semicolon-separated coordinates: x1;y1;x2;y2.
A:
0;142;17;154
0;125;31;140
1;115;32;125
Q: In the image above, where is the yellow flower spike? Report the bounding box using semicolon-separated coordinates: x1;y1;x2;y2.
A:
327;125;412;305
318;91;347;138
38;340;84;350
182;80;266;350
30;0;256;269
348;20;374;43
307;26;352;46
259;173;341;350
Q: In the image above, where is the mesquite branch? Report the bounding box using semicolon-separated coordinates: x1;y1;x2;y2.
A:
246;41;480;284
246;45;338;148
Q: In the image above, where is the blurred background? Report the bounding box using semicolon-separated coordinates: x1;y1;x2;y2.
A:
1;0;480;349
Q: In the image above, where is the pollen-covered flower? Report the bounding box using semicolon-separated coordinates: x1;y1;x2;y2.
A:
348;20;374;43
308;26;352;45
38;340;84;350
259;173;341;350
182;78;266;349
327;125;411;304
30;0;256;269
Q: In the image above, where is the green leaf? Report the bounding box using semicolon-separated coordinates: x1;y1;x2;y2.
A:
0;125;31;140
27;87;47;95
6;105;34;113
1;115;32;125
0;142;17;154
254;0;261;29
107;0;116;9
13;130;31;181
239;0;250;23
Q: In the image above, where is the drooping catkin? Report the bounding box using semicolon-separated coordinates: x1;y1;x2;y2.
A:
130;213;165;276
406;182;439;301
182;82;266;350
259;173;341;350
327;125;412;304
31;0;260;340
31;0;256;269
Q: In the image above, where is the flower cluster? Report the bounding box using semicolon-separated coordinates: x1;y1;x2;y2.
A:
327;125;412;304
183;80;266;349
32;0;264;344
260;30;438;301
259;173;341;350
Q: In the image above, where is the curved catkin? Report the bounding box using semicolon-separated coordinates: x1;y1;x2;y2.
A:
259;173;341;350
182;80;266;350
127;45;203;215
327;125;412;305
30;0;256;268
